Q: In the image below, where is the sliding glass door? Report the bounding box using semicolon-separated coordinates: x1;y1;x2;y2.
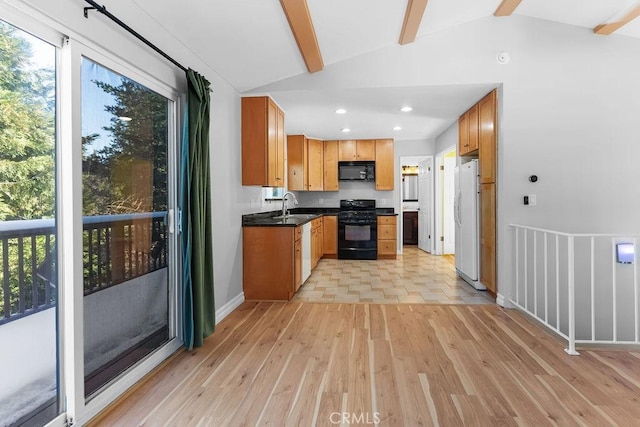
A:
0;19;60;425
81;57;175;397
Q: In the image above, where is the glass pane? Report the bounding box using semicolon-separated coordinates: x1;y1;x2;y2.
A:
81;58;171;397
0;20;59;425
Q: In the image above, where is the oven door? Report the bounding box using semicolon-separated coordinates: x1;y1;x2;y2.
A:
338;218;377;259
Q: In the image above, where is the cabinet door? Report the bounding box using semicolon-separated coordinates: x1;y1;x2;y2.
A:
294;237;302;292
356;140;376;160
307;138;324;191
323;215;338;255
241;97;268;186
323;140;339;191
339;140;357;161
266;100;278;187
458;113;469;156
479;90;497;184
287;135;307;191
276;105;285;187
375;139;394;191
480;183;496;293
468;104;479;153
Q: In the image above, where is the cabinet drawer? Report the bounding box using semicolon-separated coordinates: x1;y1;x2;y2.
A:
378;240;396;255
377;216;396;226
378;224;395;240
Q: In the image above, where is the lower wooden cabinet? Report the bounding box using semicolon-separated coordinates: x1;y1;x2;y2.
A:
243;226;300;300
377;215;397;259
294;232;302;292
480;183;496;294
311;217;323;269
323;215;338;257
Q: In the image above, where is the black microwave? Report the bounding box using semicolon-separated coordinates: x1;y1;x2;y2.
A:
338;161;375;181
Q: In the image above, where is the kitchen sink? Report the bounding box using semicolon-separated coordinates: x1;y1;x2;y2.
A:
271;214;318;220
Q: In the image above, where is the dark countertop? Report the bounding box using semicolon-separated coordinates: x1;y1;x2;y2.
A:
242;207;397;227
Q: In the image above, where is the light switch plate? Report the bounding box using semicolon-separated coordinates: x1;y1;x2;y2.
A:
528;194;537;206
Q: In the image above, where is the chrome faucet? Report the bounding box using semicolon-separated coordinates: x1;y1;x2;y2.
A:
281;191;299;217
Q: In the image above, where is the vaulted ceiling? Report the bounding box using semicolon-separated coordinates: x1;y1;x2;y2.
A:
126;0;640;141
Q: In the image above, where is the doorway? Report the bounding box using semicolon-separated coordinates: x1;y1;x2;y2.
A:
435;147;456;256
399;156;433;254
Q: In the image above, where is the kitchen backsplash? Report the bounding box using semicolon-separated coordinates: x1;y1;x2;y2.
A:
295;181;393;208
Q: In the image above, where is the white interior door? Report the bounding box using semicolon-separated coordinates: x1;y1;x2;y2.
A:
418;158;433;253
443;156;456;254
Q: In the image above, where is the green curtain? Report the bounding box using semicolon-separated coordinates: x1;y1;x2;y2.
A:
182;69;214;350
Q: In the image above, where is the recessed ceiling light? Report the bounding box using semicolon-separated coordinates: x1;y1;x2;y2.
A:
341;128;351;133
393;126;402;131
400;106;413;112
335;108;347;114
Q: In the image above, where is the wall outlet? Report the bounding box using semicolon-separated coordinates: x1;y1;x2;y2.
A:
381;199;387;205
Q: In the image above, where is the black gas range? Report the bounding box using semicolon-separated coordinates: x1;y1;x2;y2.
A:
338;199;377;260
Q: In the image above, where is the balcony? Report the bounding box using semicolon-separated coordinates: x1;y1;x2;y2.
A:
0;212;169;425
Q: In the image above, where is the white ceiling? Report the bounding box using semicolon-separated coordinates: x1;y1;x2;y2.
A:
128;0;640;141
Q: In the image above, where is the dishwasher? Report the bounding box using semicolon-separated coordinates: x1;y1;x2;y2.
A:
302;222;312;283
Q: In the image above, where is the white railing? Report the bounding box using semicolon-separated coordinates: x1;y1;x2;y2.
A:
510;225;640;355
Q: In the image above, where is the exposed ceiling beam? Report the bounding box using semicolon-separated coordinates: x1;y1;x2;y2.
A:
280;0;324;73
399;0;429;45
594;4;640;35
494;0;523;17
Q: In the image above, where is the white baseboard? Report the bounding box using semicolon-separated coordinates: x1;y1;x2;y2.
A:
216;292;245;324
496;293;515;308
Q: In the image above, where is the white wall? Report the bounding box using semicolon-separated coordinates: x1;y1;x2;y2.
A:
258;15;640;304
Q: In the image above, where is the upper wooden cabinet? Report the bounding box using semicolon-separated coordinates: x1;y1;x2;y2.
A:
323;140;339;191
287;135;307;191
339;139;376;161
479;90;497;184
468;104;479;153
287;135;324;191
375;139;394;191
458;104;479;156
307;138;324;191
241;96;285;187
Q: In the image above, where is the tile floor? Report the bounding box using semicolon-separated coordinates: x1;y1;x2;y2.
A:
293;246;495;304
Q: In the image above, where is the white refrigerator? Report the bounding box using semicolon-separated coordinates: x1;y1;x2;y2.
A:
454;159;485;290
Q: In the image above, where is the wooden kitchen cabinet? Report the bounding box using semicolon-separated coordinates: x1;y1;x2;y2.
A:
243;225;300;300
377;215;397;259
294;233;302;292
323;140;339;191
338;139;376;161
480;183;496;294
307;138;324;191
310;218;323;269
458;113;469;155
323;215;338;257
287;134;307;191
287;135;324;191
241;96;285;186
458;105;479;156
479;90;497;184
403;211;418;245
375;139;394;191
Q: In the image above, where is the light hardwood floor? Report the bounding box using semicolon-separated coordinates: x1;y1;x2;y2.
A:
91;301;640;426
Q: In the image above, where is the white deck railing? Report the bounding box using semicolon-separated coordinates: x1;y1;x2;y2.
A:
510;225;639;355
